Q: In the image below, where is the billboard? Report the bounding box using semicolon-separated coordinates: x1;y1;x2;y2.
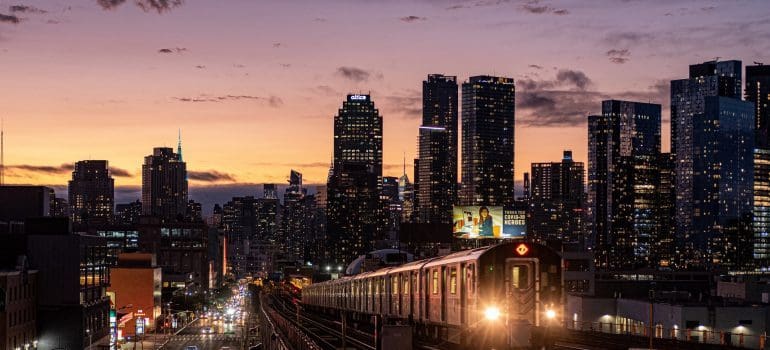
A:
452;206;526;239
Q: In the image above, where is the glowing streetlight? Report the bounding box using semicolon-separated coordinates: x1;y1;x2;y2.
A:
484;306;501;321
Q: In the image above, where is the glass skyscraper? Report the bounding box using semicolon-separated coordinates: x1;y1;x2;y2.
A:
460;75;515;207
68;160;115;227
417;74;458;224
672;60;754;269
327;94;384;265
588;100;661;270
141;147;188;221
747;64;770;267
529;150;585;245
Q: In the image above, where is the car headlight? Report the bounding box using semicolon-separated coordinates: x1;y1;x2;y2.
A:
484;306;501;321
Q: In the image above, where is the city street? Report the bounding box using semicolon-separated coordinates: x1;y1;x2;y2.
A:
161;318;242;350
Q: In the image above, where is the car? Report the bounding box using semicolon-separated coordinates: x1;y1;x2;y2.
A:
186;346;198;350
201;326;213;334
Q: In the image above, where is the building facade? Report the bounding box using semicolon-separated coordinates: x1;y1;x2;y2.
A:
672;60;754;269
141;147;188;222
529;150;585;245
460;75;516;207
746;64;770;268
588;100;661;270
417;74;458;224
68;160;114;228
327;94;384;265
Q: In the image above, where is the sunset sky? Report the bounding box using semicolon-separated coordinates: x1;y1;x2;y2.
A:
1;0;769;206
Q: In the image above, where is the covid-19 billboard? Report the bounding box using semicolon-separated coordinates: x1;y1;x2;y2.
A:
452;206;526;239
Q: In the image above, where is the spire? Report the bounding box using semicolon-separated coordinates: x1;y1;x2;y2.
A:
177;128;183;161
403;152;406;176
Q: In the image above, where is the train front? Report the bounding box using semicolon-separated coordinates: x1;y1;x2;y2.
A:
475;242;563;349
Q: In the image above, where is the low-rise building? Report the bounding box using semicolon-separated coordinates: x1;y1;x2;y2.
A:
107;253;162;336
0;266;38;350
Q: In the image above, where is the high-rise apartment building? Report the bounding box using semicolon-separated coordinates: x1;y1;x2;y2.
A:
529;150;585;245
141;147;188;222
68;160;114;227
672;60;754;269
460;75;516;207
588;100;661;270
746;64;770;267
417;74;458;224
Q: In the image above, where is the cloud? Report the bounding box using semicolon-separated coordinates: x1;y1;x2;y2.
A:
97;0;183;13
272;42;282;48
280;63;291;68
194;65;205;69
528;64;544;70
109;167;134;177
158;47;187;54
5;163;133;177
517;72;670;127
335;66;379;82
606;48;631;64
173;94;283;107
187;170;236;182
518;69;593;91
9;5;47;14
605;31;655;46
520;1;569;15
382;93;421;120
0;13;20;24
400;15;426;22
6;163;73;175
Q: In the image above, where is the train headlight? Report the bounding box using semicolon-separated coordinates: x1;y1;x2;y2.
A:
484;306;501;321
545;309;556;320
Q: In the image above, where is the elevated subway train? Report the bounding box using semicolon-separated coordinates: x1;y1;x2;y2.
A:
302;242;564;348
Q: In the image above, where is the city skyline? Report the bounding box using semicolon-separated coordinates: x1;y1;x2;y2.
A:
2;1;769;191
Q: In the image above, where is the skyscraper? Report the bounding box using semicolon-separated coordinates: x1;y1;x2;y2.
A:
460;75;516;207
68;160;115;227
746;64;770;267
529;150;585;245
672;60;754;269
417;74;458;224
655;153;676;267
327;94;384;264
587;100;661;270
141;147;188;221
282;169;310;260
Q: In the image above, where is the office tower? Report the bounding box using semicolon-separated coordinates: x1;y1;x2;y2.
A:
655;153;677;267
263;183;277;199
115;200;142;226
403;159;416;222
529;150;585;245
222;196;260;275
588;100;661;270
460;75;516;207
417;74;458;224
141;147;188;222
523;172;531;201
672;60;754;269
282;169;311;260
327;94;384;265
747;64;770;267
51;197;69;218
186;199;203;222
68;160;114;227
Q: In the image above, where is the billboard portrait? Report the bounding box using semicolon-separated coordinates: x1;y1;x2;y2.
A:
452;206;504;239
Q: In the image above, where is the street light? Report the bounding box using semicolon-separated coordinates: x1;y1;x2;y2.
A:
86;329;92;350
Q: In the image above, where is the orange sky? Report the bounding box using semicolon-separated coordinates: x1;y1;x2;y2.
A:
1;0;768;193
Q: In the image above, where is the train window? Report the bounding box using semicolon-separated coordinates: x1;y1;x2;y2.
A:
392;276;399;295
512;266;529;289
467;264;475;294
432;270;439;294
404;278;409;295
450;268;457;294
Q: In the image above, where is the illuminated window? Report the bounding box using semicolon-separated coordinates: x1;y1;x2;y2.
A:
432;270;439;294
450;269;457;294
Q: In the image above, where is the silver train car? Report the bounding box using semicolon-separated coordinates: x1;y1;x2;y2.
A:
303;242;564;348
